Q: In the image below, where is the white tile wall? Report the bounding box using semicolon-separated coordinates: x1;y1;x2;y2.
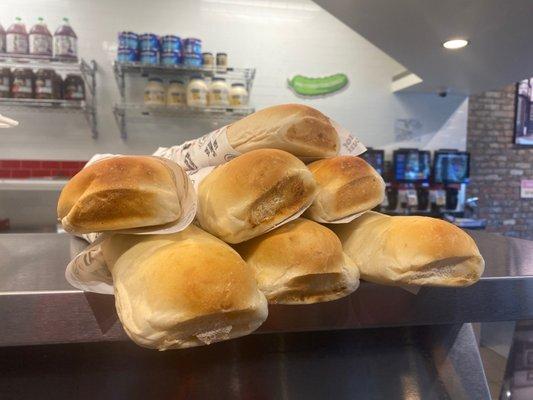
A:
0;0;468;160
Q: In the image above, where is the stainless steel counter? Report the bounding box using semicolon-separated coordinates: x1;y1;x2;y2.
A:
0;231;531;399
0;231;532;347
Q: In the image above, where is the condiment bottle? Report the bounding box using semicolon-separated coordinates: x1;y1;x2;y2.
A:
202;52;214;69
216;52;228;72
166;80;186;108
208;77;230;107
53;18;78;60
11;68;33;99
144;78;165;106
229;83;249;107
186;75;208;107
64;74;85;100
29;17;52;56
35;69;55;99
6;17;29;54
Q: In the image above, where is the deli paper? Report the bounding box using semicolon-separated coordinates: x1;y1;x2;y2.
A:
154;119;366;171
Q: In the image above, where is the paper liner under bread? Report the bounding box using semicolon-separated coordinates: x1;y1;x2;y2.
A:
64;154;197;243
154;119;366;171
65;235;114;294
310;210;367;224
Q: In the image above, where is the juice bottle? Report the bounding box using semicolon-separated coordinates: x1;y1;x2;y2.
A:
53;18;78;60
6;17;29;54
29;17;52;56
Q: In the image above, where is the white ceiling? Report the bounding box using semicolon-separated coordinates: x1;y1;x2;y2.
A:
314;0;533;94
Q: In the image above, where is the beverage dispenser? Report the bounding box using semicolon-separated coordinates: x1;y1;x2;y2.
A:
431;149;470;214
391;149;431;214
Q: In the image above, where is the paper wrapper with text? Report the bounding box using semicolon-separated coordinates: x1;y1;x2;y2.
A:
154;119;367;171
65;235;114;294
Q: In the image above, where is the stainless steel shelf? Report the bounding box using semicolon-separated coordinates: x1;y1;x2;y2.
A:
0;53;79;73
0;58;99;138
114;61;254;79
0;230;532;347
0;98;85;110
112;61;255;139
0;178;67;191
113;103;254;139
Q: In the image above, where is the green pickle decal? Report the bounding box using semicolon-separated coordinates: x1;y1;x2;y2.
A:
288;73;348;96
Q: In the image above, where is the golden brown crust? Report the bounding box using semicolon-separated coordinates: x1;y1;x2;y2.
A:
57;156;183;233
197;149;317;243
234;218;359;304
227;104;340;157
102;225;268;350
305;156;385;222
331;211;485;287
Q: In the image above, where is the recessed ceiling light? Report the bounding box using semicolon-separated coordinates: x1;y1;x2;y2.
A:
443;39;469;49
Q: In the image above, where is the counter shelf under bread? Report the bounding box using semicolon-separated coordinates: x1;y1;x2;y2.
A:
0;230;532;347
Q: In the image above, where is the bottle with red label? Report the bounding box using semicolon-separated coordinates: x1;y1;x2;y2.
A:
6;17;29;54
29;18;52;56
11;68;34;99
53;18;78;60
64;74;85;100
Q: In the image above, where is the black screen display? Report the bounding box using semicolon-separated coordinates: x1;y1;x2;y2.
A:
361;149;384;175
393;150;431;182
433;152;470;183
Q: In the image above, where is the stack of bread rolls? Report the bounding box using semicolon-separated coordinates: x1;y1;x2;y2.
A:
59;103;484;351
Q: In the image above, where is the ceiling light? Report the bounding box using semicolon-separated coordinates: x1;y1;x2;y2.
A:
443;39;469;49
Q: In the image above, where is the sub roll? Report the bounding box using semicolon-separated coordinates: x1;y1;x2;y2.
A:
235;218;359;304
196;149;317;243
331;211;485;287
305;156;385;222
227;104;340;158
101;225;268;350
58;156;188;234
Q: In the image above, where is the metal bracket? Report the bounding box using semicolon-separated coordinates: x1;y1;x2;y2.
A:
80;58;98;139
113;62;126;99
113;105;127;140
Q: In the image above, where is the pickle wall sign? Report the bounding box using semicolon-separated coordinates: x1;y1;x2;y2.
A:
288;74;349;97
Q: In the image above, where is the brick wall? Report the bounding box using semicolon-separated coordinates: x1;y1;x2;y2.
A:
0;160;86;179
467;84;533;240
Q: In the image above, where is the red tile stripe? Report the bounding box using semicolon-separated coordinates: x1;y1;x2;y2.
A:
0;160;87;179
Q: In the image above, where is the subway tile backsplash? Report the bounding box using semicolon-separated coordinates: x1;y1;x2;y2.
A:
0;160;86;179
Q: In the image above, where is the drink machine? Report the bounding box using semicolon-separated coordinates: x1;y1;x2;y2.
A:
431;149;470;214
391;149;431;214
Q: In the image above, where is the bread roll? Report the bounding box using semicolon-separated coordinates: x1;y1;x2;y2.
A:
304;156;385;222
196;149;317;243
101;225;268;350
57;156;185;234
235;218;359;304
227;104;340;158
331;211;485;287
